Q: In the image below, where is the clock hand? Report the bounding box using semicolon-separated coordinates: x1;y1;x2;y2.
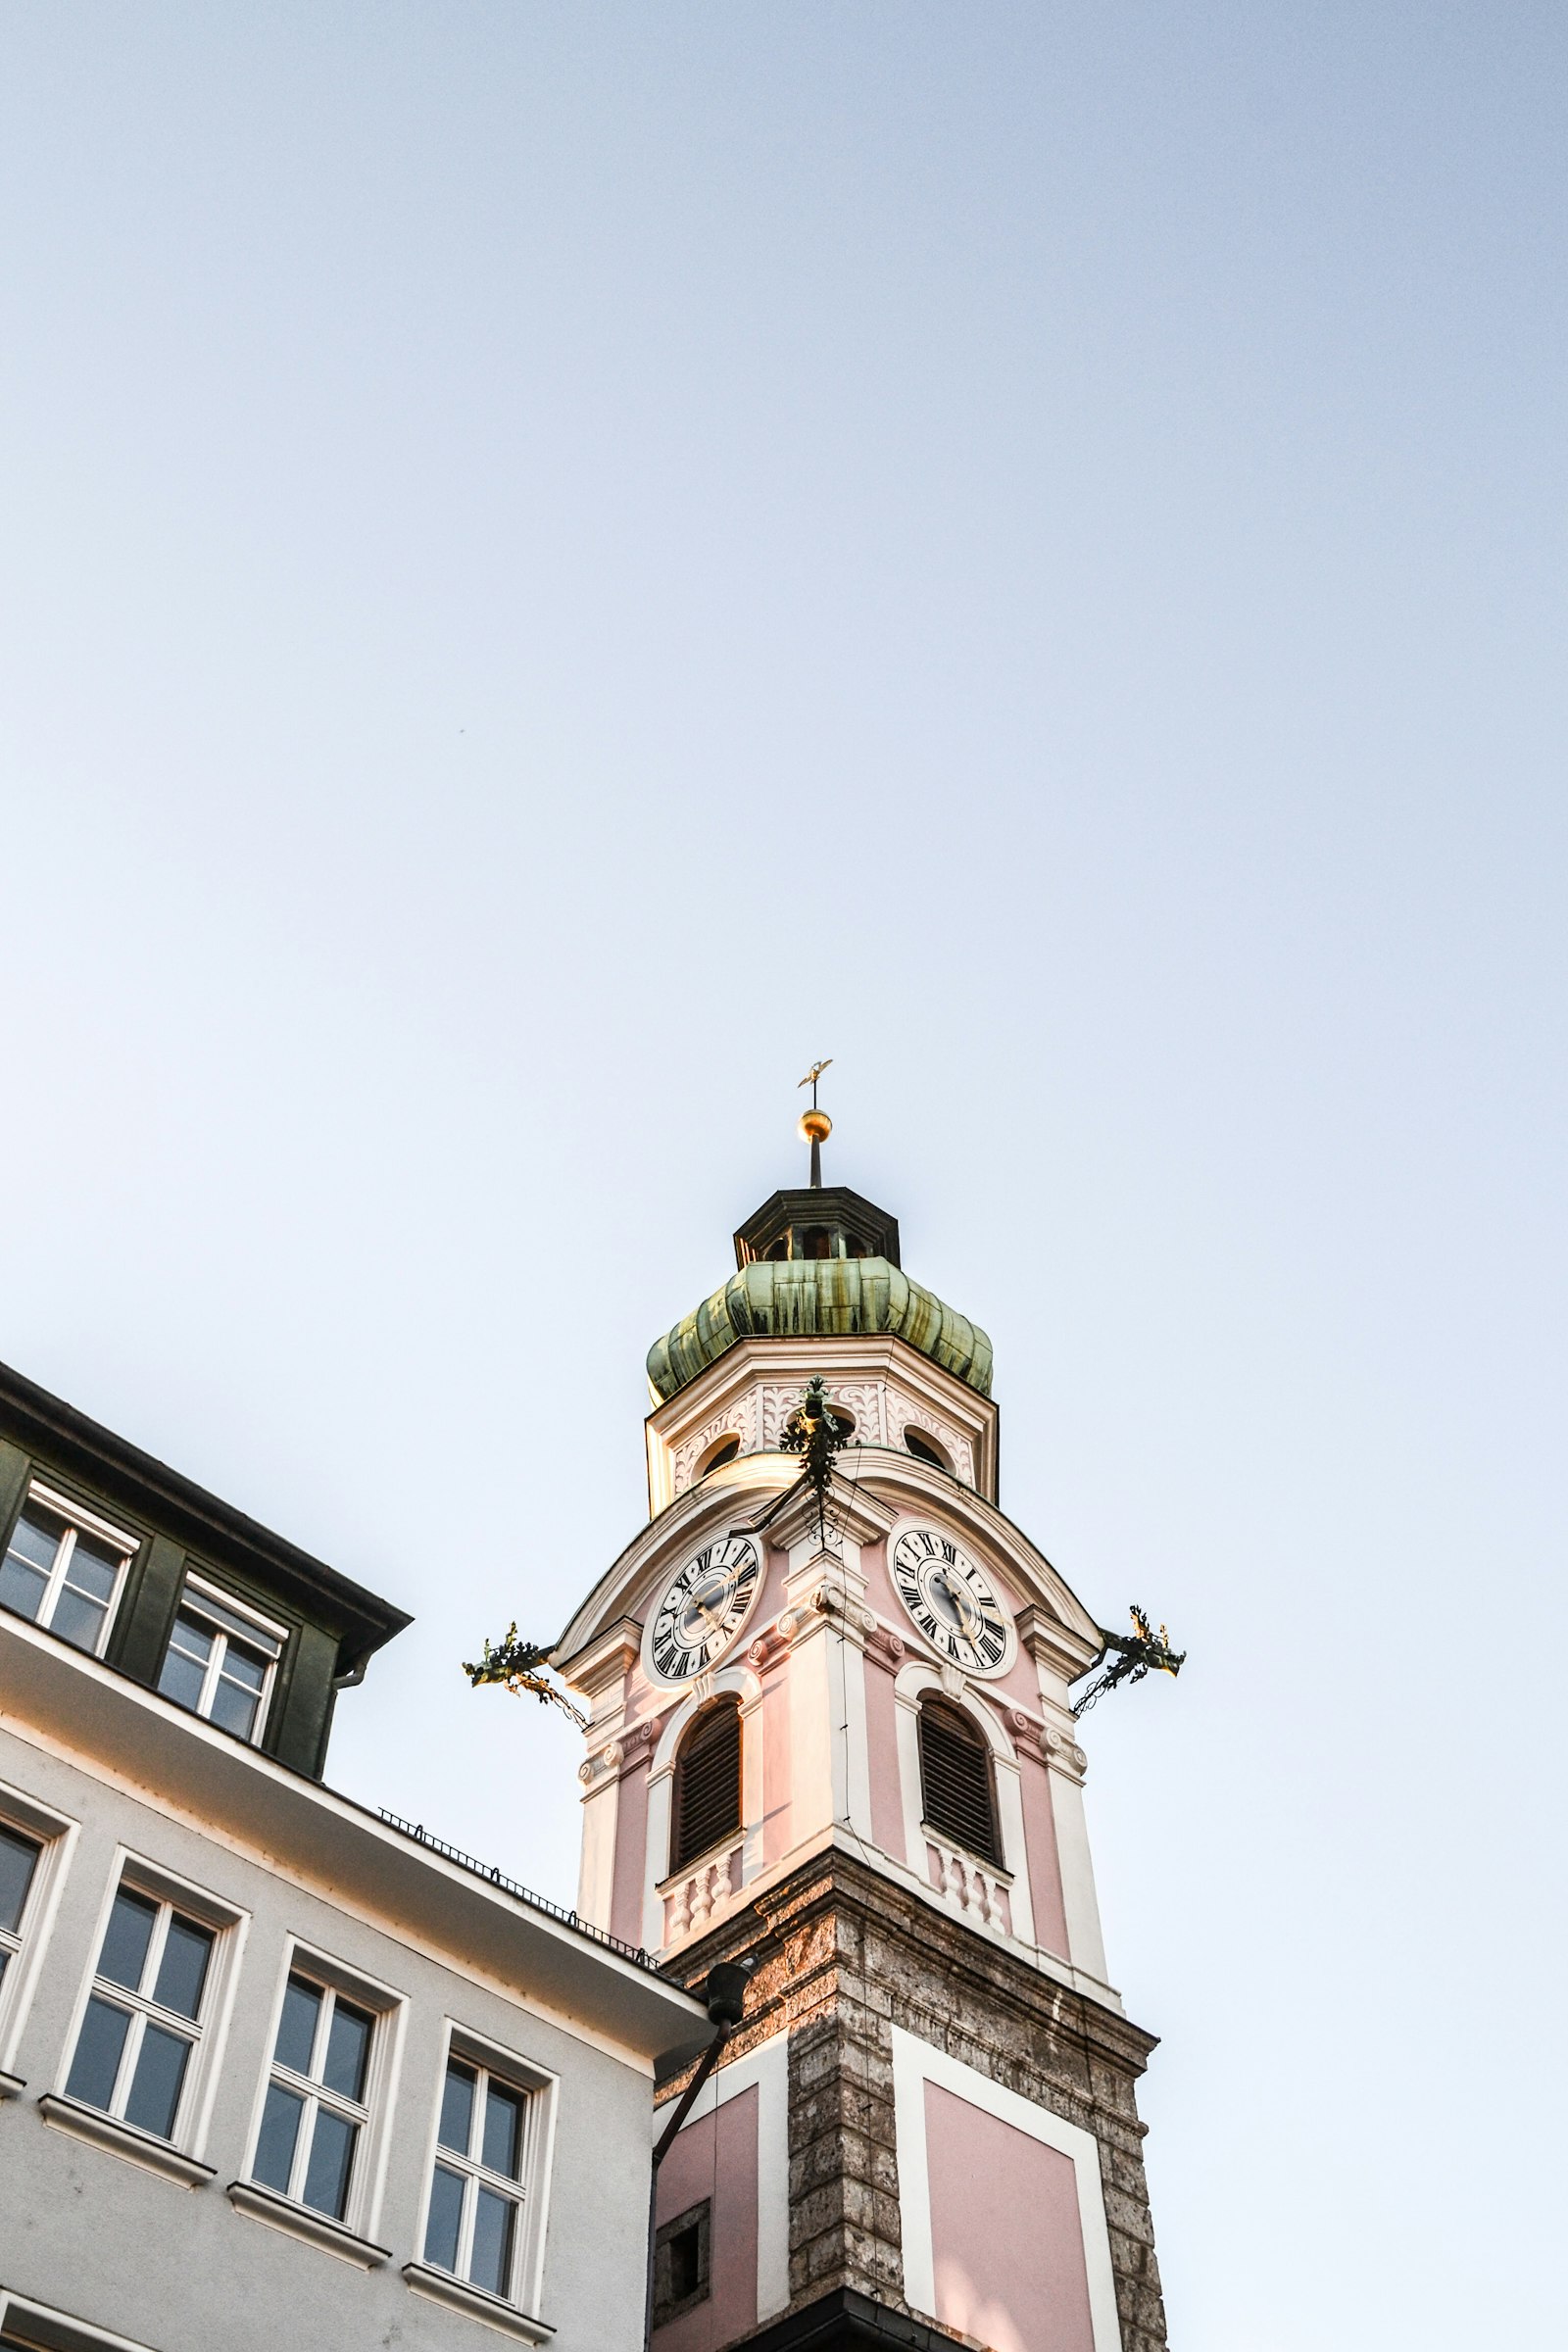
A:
934;1569;981;1636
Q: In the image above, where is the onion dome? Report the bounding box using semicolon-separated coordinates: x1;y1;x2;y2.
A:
647;1173;992;1405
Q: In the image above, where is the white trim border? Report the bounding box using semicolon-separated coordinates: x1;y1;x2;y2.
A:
890;2025;1121;2352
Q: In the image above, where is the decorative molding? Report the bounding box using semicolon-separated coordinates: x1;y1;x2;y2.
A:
402;2264;556;2342
38;2094;216;2191
577;1739;623;1788
938;1662;968;1699
0;2069;24;2099
226;2178;391;2268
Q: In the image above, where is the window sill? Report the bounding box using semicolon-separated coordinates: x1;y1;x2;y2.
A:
0;2069;25;2099
402;2262;556;2342
226;2179;391;2269
38;2092;216;2188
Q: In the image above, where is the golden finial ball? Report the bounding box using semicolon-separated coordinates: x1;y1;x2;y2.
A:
799;1108;832;1146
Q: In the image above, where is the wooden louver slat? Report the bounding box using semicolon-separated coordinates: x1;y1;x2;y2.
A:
917;1698;1001;1865
672;1699;743;1873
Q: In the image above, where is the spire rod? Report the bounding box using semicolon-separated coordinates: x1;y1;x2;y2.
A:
797;1059;833;1188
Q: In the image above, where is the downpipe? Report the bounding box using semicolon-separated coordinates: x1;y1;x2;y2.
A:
644;1960;753;2352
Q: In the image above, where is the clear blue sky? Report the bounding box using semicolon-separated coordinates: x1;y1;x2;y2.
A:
3;8;1563;2344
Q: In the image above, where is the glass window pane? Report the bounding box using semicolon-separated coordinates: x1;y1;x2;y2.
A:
252;2088;305;2191
64;1536;121;1603
481;2082;524;2180
0;1947;9;1988
252;2081;304;2194
48;1583;109;1651
166;1613;214;1667
7;1508;63;1572
221;1642;269;1693
302;2105;357;2220
274;1975;321;2075
208;1674;260;1740
124;2021;190;2138
98;1888;158;1991
423;2162;466;2272
157;1642;208;1712
0;1826;41;1936
469;2186;516;2298
66;1995;131;2111
152;1915;213;2020
322;1999;372;2101
0;1554;49;1622
438;2060;475;2155
184;1589;281;1654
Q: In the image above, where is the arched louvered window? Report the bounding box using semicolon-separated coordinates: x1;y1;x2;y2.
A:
671;1698;743;1874
917;1697;1001;1866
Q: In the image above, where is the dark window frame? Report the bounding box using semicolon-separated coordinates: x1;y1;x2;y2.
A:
653;2198;711;2328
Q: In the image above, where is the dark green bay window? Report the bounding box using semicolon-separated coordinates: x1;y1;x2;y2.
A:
423;2052;531;2300
157;1577;284;1743
0;1489;133;1656
65;1883;216;2141
252;1970;376;2223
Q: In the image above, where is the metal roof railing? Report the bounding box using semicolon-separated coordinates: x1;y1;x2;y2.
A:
377;1810;659;1973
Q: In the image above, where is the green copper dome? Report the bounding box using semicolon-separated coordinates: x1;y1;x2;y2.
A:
647;1255;993;1404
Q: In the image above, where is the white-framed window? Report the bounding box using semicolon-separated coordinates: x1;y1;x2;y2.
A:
0;2291;162;2352
0;1484;136;1657
422;2052;533;2298
415;2030;556;2317
249;1959;392;2228
63;1874;224;2143
0;1784;76;2077
156;1575;284;1743
0;1823;43;1999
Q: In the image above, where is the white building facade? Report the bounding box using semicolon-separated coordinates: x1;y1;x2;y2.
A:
0;1360;708;2352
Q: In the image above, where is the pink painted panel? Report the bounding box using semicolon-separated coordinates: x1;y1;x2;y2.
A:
654;2082;760;2352
1018;1748;1069;1959
610;1755;650;1953
760;1660;793;1865
922;2081;1095;2352
862;1646;906;1862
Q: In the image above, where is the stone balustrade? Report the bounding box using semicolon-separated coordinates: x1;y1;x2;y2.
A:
926;1838;1012;1935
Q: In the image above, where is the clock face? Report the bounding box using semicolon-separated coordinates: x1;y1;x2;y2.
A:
890;1526;1012;1674
648;1535;761;1683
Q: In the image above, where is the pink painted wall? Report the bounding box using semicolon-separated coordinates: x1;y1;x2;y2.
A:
654;2082;760;2352
760;1655;793;1865
922;2082;1096;2352
862;1648;906;1861
1018;1747;1069;1959
610;1753;650;1952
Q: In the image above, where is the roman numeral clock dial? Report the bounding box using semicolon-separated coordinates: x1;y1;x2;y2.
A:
890;1527;1013;1674
647;1535;761;1683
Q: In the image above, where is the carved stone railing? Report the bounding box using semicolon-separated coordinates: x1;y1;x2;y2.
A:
925;1837;1012;1935
663;1847;740;1941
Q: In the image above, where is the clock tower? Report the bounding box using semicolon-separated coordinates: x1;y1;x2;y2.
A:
555;1136;1171;2352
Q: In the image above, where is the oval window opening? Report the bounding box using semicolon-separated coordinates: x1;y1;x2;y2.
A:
802;1226;831;1259
904;1426;950;1471
697;1435;741;1478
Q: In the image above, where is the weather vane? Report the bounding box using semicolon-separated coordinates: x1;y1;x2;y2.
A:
798;1058;833;1186
1071;1606;1187;1717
